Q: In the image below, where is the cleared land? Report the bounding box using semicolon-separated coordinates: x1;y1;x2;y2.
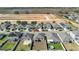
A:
0;14;66;23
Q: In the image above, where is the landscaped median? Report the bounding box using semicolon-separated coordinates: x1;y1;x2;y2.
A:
15;40;31;51
48;42;64;50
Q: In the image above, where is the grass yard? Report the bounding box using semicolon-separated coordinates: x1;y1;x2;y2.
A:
48;43;63;50
1;40;17;51
16;40;31;51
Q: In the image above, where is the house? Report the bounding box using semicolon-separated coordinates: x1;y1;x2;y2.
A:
69;31;79;42
75;16;79;23
69;30;79;46
7;32;23;41
46;33;60;43
36;23;52;31
52;23;62;31
17;21;27;30
17;24;24;30
60;22;70;31
22;33;34;45
15;32;23;38
0;21;11;31
33;33;45;42
21;21;27;27
0;25;4;31
25;24;33;32
44;23;53;31
22;33;33;40
64;12;76;19
8;34;19;42
36;23;43;29
68;13;78;20
9;24;17;31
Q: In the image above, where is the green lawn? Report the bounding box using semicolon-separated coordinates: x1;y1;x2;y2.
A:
16;40;31;51
1;41;17;51
48;43;63;50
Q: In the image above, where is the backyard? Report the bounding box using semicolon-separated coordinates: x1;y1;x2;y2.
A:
64;42;79;51
16;40;31;51
32;40;47;51
48;42;63;50
0;40;17;51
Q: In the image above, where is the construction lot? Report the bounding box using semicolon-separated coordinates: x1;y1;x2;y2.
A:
0;14;66;23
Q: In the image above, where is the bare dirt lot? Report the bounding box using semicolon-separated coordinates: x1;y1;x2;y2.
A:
32;40;47;50
0;14;66;23
64;42;79;51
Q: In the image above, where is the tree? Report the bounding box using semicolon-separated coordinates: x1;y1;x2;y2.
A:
21;21;27;26
16;21;21;25
41;22;44;29
31;21;37;25
47;12;50;14
69;40;72;43
53;21;56;23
